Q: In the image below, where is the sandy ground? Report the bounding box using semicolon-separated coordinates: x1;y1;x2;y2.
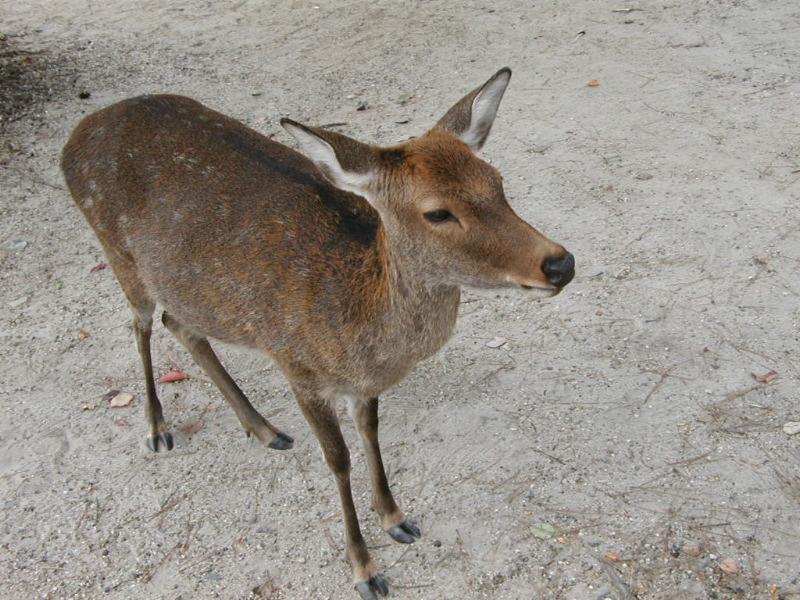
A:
2;1;799;598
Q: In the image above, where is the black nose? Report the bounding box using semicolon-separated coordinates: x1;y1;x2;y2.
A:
542;252;575;288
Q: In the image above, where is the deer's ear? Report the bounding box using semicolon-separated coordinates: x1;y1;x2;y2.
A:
435;67;511;152
281;119;376;200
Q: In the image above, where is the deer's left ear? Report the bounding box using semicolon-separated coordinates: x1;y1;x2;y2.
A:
435;67;511;152
281;119;377;200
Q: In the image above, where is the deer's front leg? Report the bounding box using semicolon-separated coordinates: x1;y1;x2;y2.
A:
295;392;389;599
352;397;421;544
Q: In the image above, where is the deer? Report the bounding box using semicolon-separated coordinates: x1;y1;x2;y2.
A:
61;67;575;599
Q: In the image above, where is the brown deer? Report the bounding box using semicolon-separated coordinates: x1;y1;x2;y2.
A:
61;68;574;599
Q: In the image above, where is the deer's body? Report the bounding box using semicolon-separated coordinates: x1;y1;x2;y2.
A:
64;95;459;397
62;70;574;599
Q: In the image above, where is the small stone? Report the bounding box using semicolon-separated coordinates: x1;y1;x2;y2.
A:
7;296;27;308
3;239;28;252
683;541;702;557
79;91;91;99
256;526;275;534
432;539;442;547
531;522;555;539
782;421;800;435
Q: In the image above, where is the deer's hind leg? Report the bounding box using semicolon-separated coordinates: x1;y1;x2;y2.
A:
101;247;173;452
161;312;293;450
133;302;173;452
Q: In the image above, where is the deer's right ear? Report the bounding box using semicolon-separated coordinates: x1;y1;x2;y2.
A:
281;119;376;200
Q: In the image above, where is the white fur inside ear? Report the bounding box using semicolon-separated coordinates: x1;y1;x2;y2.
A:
282;122;373;199
461;71;510;151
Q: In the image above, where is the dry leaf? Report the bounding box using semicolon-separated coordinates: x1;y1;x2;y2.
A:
770;584;780;600
587;79;601;87
78;329;90;339
604;552;621;562
159;370;189;383
556;537;568;544
178;419;204;434
114;418;129;427
753;255;774;272
109;392;133;408
719;558;739;575
752;370;778;384
90;261;108;273
486;336;508;349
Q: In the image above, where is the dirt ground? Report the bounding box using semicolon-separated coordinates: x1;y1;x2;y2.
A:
2;1;799;598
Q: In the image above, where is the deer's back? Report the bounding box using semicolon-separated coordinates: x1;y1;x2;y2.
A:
62;95;388;371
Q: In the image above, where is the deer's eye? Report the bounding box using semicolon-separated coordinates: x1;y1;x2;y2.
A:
424;209;457;224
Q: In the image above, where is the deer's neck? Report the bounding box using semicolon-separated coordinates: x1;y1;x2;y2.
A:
370;224;461;363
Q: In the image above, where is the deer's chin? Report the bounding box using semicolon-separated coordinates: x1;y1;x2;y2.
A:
504;276;558;298
519;285;559;299
459;278;558;296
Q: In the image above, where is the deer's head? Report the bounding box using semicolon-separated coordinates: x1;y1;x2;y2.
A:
283;68;574;297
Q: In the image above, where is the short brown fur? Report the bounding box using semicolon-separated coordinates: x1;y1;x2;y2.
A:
62;69;572;599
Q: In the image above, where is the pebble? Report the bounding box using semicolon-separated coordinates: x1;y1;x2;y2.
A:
3;239;28;252
255;526;275;534
683;541;702;557
783;422;800;435
7;296;27;308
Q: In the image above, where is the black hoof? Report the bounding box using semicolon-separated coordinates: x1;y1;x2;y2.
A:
354;574;389;599
267;432;294;450
387;519;421;544
146;432;174;452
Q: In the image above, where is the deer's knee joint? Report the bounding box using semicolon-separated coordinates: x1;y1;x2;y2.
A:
133;312;153;334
